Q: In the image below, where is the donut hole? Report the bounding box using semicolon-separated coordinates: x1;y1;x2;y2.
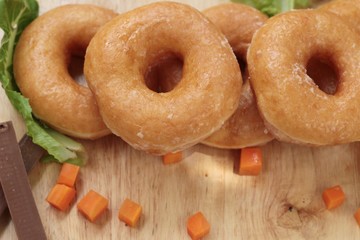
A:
68;55;88;87
235;53;248;84
306;56;338;95
144;54;184;93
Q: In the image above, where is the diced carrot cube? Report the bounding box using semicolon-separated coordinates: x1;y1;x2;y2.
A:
322;185;345;210
187;212;210;240
118;198;142;227
77;190;108;222
163;151;183;164
46;184;76;211
239;147;262;176
57;163;80;188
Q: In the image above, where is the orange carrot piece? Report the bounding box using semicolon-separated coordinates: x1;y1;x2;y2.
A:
354;208;360;226
187;212;210;240
163;151;183;164
46;184;76;211
239;147;262;176
118;198;142;227
57;163;80;188
322;185;345;210
77;190;108;222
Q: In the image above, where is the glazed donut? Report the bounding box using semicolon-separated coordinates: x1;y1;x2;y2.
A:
201;3;273;148
145;3;273;148
247;9;360;145
84;2;242;155
319;0;360;34
14;4;116;139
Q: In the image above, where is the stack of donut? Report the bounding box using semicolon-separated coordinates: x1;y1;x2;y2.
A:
13;0;360;155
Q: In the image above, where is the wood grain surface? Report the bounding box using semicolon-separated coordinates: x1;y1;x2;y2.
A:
1;0;360;239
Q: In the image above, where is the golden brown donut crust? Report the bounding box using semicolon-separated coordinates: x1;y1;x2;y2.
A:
319;0;360;34
84;2;242;155
201;3;273;148
248;9;360;145
13;4;116;139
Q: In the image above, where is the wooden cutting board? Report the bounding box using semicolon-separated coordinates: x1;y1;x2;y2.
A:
1;0;360;239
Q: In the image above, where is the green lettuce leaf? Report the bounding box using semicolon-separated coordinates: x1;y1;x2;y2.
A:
0;0;86;166
231;0;311;16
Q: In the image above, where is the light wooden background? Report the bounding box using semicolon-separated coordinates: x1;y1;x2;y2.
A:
1;0;360;239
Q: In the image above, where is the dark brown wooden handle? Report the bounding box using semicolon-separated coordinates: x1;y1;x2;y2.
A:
0;122;47;240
